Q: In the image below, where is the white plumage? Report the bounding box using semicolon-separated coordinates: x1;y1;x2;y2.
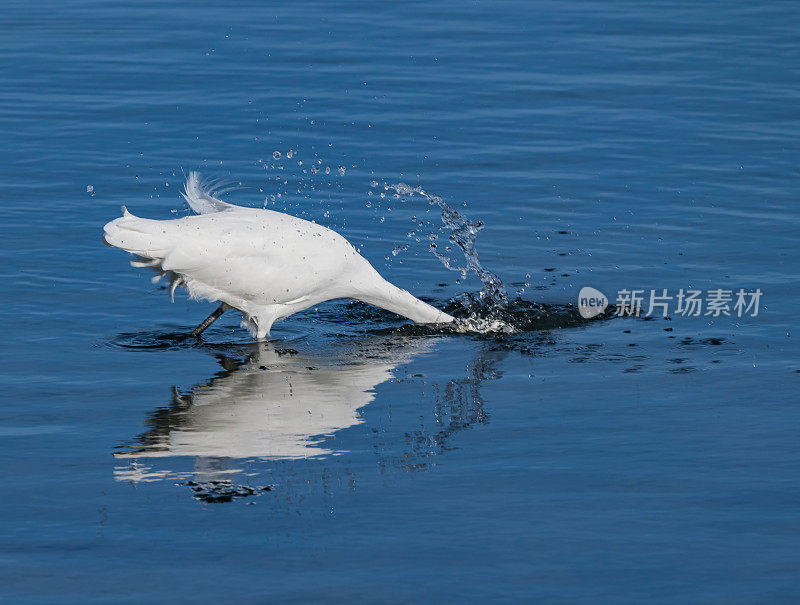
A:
103;172;454;338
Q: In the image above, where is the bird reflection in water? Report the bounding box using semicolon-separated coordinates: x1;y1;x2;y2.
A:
114;336;505;502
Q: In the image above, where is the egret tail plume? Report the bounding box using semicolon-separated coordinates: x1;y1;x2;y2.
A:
181;171;234;214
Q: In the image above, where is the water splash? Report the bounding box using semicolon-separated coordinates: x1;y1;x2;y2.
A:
376;182;614;335
382;183;509;309
378;299;605;336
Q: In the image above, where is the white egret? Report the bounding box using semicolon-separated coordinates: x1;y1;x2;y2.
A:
103;172;455;338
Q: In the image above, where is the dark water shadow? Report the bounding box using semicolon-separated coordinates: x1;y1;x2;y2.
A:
378;297;616;336
107;330;201;351
103;295;618;353
105;325;257;352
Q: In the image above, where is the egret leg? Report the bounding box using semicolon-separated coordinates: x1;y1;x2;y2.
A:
190;303;230;339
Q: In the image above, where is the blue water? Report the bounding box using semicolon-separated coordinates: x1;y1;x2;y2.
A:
2;1;799;601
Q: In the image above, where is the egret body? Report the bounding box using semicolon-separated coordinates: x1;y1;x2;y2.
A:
103;173;455;338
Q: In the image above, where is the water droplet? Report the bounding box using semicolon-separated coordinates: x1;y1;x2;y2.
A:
337;166;346;176
273;151;281;160
286;149;294;158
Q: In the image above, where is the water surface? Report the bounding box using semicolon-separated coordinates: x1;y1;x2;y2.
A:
1;1;799;601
